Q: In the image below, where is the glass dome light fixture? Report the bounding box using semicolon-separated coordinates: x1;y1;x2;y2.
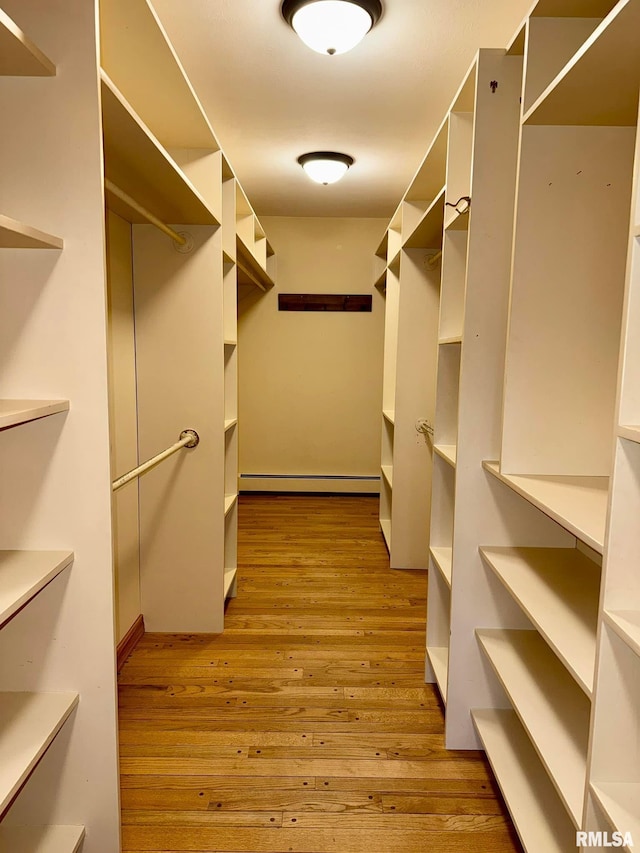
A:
297;151;354;185
281;0;383;56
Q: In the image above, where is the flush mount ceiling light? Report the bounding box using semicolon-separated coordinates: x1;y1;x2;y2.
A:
281;0;382;55
297;152;354;185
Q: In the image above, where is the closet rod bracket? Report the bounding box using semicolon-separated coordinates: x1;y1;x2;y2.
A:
180;429;200;448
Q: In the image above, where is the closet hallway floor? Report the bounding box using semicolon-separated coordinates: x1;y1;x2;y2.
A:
118;495;521;853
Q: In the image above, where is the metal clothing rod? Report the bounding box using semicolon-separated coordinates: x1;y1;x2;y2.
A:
112;429;199;492
105;179;187;246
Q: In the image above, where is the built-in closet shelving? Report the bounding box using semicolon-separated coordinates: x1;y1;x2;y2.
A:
0;0;276;844
374;115;445;568
377;1;640;849
0;0;120;847
101;0;274;639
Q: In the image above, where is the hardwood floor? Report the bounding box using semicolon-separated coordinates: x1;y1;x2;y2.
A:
118;494;522;852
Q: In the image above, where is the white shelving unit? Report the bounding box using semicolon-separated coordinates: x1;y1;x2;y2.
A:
102;0;274;638
386;1;640;848
375;116;445;569
0;0;120;847
583;41;640;844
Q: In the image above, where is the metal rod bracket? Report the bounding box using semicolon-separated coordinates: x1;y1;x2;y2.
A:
180;429;200;448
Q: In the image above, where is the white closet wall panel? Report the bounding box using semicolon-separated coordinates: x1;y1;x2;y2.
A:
133;224;225;632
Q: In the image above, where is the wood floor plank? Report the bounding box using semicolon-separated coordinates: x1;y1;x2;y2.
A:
119;495;520;853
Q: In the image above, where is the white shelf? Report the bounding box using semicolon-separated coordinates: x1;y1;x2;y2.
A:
403;187;445;249
224;418;238;432
604;610;640;658
0;215;63;250
0;400;69;430
434;444;457;468
0;8;56;76
523;0;640;126
472;709;577;853
618;425;640;443
483;461;609;554
380;518;391;551
382;409;395;425
381;465;393;489
236;236;274;292
0;551;73;627
101;72;218;227
0;825;85;853
0;692;79;812
426;645;448;702
476;628;589;825
224;339;237;348
223;567;237;599
591;782;640;849
224;494;237;517
479;547;599;695
444;208;470;232
430;546;452;588
439;336;462;345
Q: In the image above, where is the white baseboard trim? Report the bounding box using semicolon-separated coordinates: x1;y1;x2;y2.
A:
239;474;381;494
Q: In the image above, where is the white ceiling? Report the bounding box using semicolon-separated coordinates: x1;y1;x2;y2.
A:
153;0;534;218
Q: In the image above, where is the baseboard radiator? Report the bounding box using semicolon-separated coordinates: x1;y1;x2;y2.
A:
239;474;381;494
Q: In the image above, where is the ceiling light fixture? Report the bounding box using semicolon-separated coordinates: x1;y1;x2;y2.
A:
281;0;382;56
297;152;354;185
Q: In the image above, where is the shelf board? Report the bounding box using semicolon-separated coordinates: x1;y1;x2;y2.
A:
405;118;449;202
434;444;457;468
439;336;462;345
479;547;599;696
591;782;640;848
472;708;577;853
0;551;73;628
0;9;56;77
101;72;218;227
382;409;395;426
224;418;238;433
373;267;387;292
444;208;470;232
429;546;452;588
381;465;393;489
224;567;237;599
224;494;237;517
618;424;640;443
380;518;391;552
0;825;85;853
604;609;640;658
224;339;237;348
403;187;445;249
0;692;79;812
387;248;401;275
236;237;274;292
0;215;63;250
476;628;590;825
483;461;608;554
426;646;448;703
0;399;69;430
99;0;218;150
524;0;640;126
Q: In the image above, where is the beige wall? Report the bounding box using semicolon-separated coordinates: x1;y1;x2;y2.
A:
106;211;141;643
238;217;386;486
